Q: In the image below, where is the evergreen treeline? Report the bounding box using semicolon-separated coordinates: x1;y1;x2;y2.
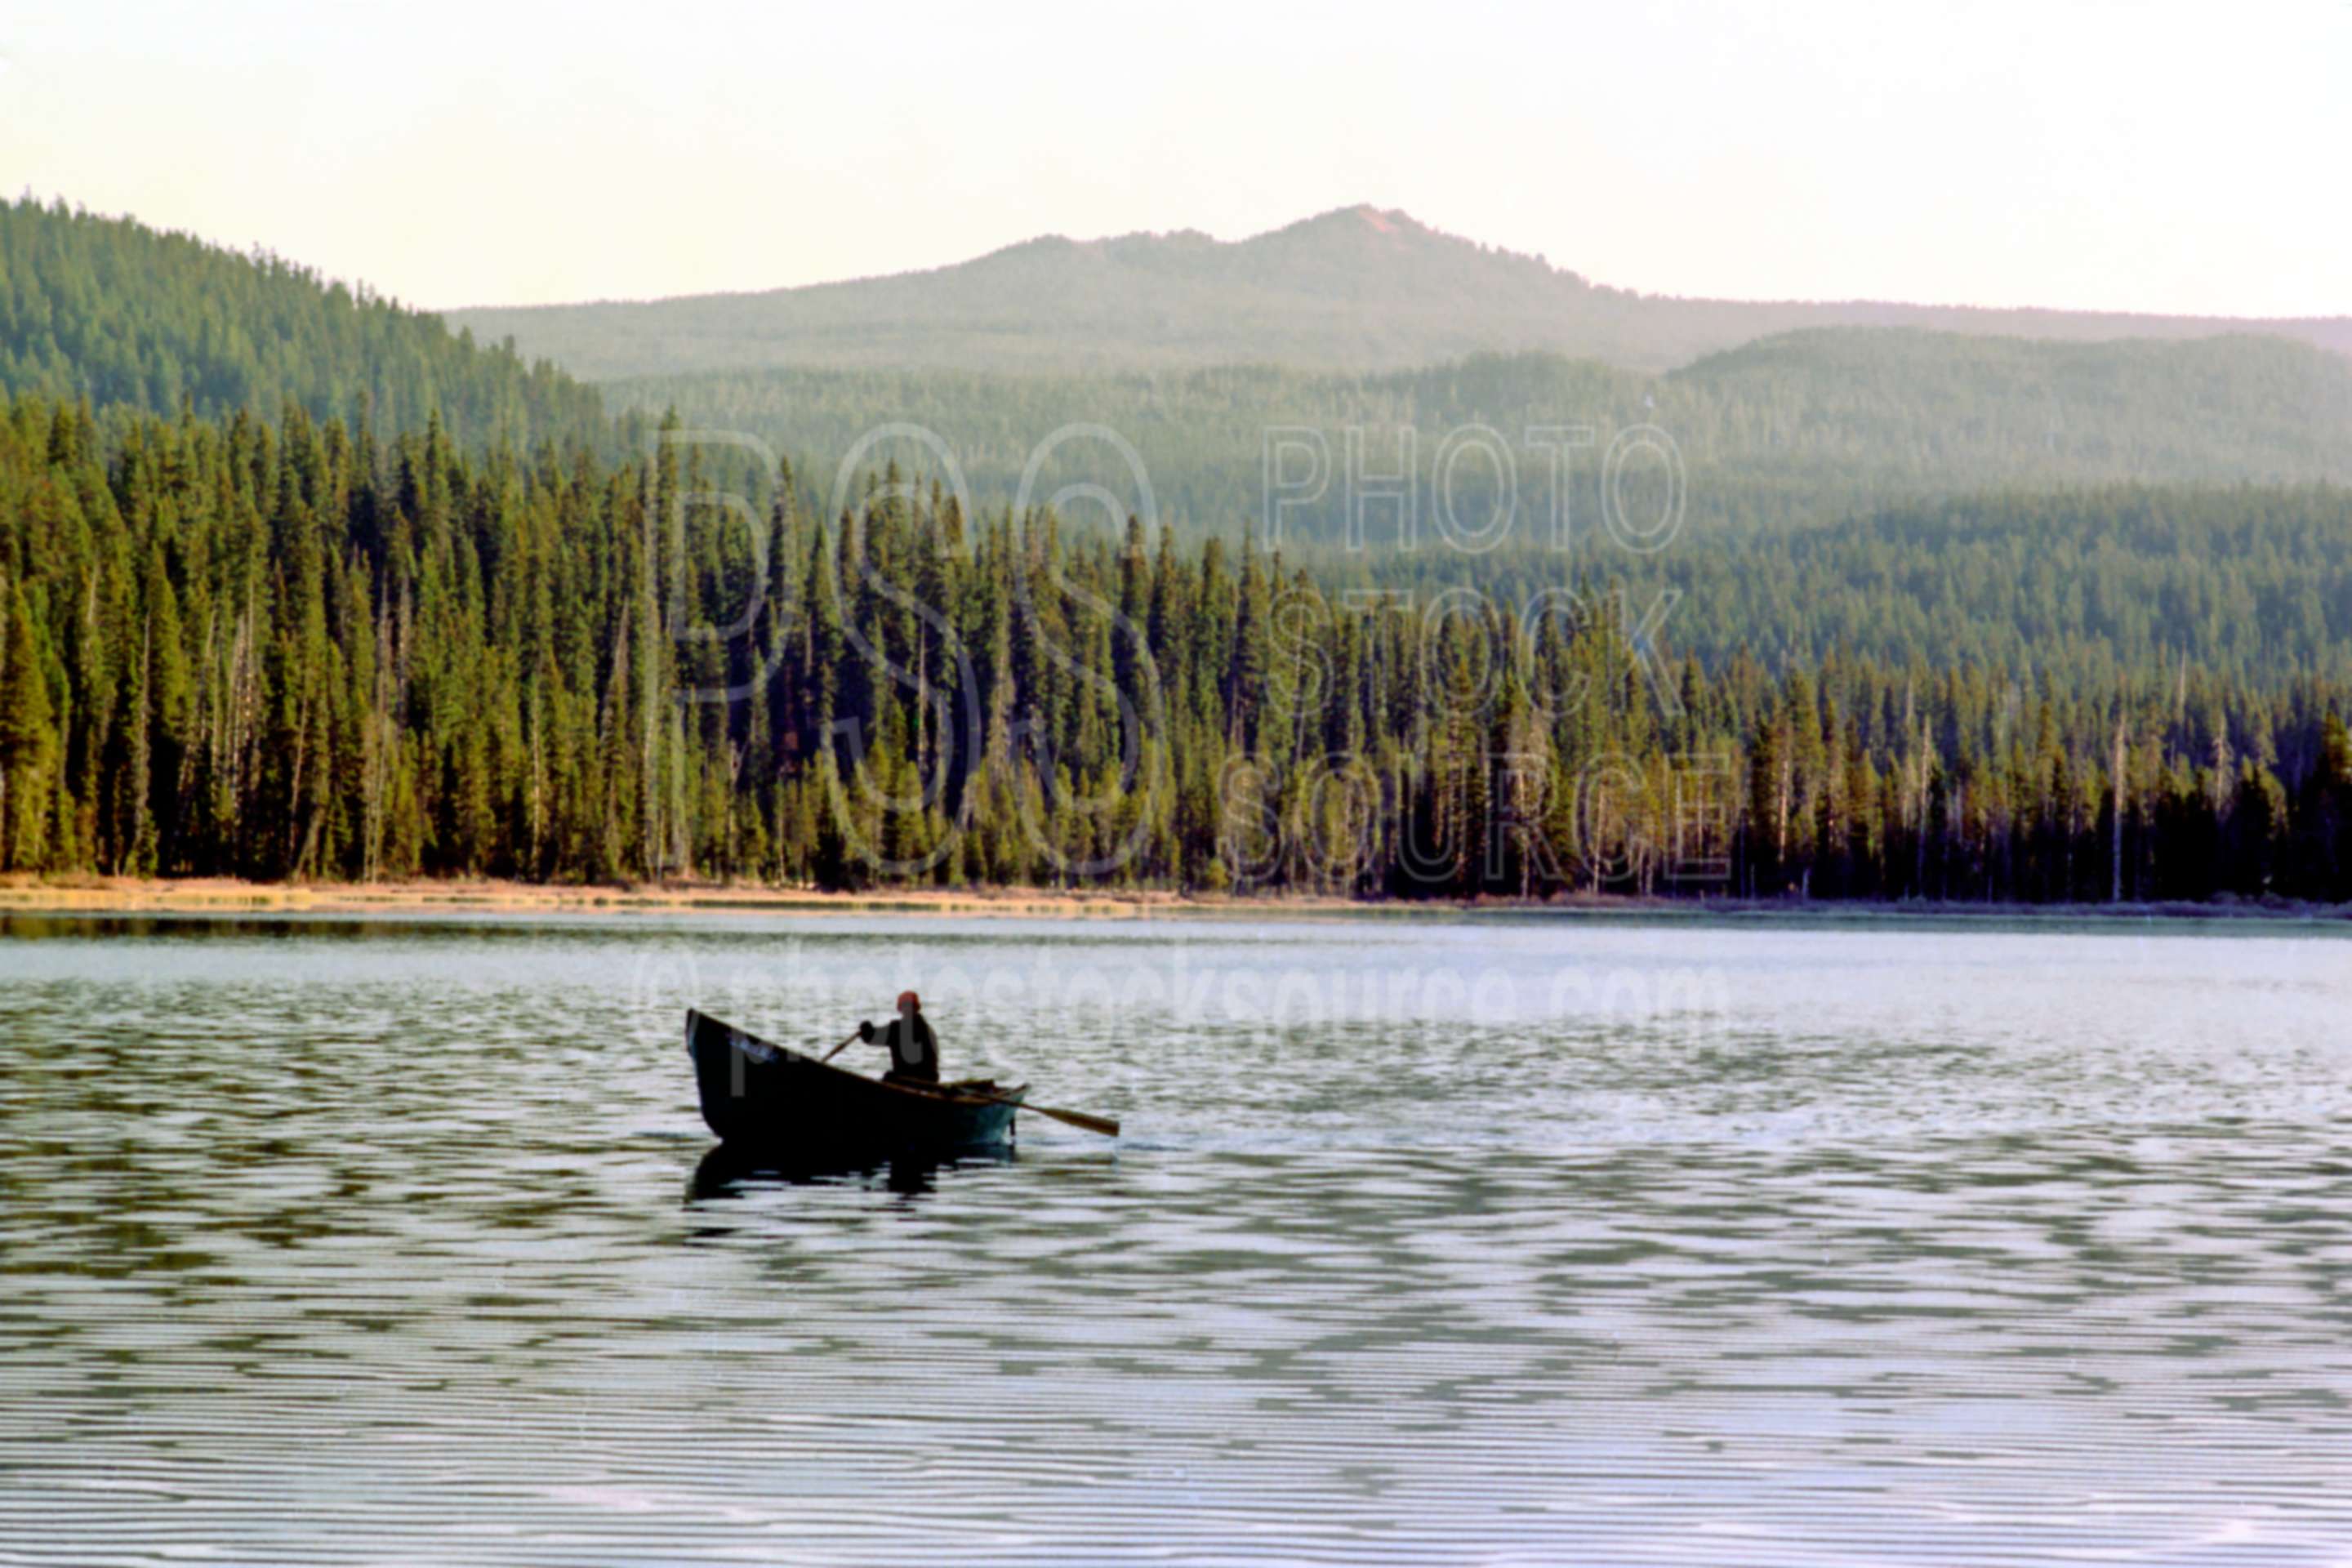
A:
4;391;2349;903
0;198;612;452
1328;483;2352;689
611;335;2352;541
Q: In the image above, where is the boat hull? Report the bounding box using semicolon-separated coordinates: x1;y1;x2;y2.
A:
685;1009;1022;1157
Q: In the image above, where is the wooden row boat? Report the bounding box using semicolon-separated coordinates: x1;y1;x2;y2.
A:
685;1009;1025;1158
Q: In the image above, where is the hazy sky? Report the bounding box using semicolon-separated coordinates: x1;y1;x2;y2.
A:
6;1;2346;317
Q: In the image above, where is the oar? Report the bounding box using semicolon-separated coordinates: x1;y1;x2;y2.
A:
834;1029;1119;1135
974;1092;1119;1138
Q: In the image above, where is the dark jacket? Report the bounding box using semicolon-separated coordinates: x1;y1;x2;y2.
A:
862;1013;939;1082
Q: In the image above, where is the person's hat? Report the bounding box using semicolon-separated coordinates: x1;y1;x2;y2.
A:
898;990;920;1010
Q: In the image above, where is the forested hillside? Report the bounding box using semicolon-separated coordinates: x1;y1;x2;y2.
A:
1329;484;2352;687
611;333;2352;539
3;392;2346;903
448;204;2352;379
2;202;2345;905
0;198;611;451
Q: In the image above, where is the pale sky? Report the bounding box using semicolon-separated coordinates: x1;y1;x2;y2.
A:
5;0;2347;318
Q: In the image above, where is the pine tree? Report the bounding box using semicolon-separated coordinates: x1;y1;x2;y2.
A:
0;587;59;870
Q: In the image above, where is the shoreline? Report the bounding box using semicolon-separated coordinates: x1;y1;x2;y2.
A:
0;875;2345;928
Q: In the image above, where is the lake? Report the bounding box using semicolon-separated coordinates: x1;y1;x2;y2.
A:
2;909;2348;1565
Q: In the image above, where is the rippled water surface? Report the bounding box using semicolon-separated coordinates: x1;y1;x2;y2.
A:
3;909;2350;1565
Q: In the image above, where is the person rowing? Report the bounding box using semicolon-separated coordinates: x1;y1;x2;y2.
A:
858;990;940;1085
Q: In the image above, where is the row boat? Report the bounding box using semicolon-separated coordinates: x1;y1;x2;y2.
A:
684;1009;1026;1157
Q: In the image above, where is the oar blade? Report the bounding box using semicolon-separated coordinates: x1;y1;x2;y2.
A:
1027;1102;1120;1138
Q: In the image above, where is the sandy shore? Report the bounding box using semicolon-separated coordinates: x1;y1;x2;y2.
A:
0;875;1257;919
0;875;2344;925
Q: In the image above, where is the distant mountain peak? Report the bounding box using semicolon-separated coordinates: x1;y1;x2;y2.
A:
1246;205;1575;283
443;204;2352;381
1267;203;1440;242
1000;206;1440;258
1314;203;1423;233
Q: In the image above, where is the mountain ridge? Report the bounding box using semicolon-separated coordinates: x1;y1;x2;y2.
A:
607;329;2352;540
0;196;610;450
447;203;2352;381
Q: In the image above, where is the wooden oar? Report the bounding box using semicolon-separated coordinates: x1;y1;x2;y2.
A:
831;1027;1119;1136
973;1092;1119;1138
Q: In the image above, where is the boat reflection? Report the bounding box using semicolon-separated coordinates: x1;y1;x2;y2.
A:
688;1139;1016;1202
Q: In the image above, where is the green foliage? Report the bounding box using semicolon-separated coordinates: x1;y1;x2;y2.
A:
1323;483;2352;688
0;197;612;451
0;584;58;869
606;334;2352;541
2;389;2350;905
4;201;2347;902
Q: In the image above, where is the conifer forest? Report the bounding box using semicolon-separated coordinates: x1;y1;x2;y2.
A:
4;196;2350;905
